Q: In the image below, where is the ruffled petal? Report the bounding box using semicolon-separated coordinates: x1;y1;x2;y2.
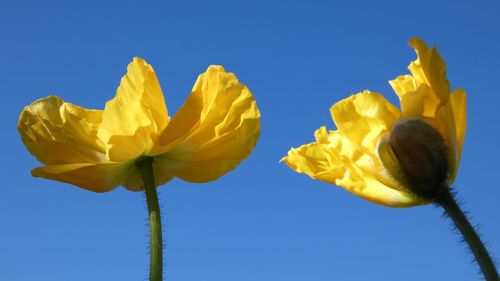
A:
97;57;169;162
282;128;343;183
389;75;429;117
18;96;106;165
32;162;132;192
283;127;423;207
150;65;260;182
390;38;452;122
330;91;400;150
408;37;450;104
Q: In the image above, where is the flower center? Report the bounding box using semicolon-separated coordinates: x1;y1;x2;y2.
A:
379;118;449;200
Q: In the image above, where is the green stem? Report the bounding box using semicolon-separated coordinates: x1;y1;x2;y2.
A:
136;156;163;281
436;189;499;281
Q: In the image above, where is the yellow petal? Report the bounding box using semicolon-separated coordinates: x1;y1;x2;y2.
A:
32;162;132;192
97;57;169;162
150;65;260;182
408;37;450;104
449;89;467;181
18;96;106;165
282;127;344;183
451;89;467;160
330;91;400;150
390;39;456;121
389;75;428;117
429;100;457;182
283;127;423;207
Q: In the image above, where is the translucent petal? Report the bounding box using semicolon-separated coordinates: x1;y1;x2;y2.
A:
449;89;467;181
98;57;169;162
32;162;132;192
150;65;260;182
18;96;106;165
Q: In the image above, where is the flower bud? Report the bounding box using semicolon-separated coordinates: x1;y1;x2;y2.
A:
379;118;449;200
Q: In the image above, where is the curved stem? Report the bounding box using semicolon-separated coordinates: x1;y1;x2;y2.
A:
136;157;163;281
436;189;498;281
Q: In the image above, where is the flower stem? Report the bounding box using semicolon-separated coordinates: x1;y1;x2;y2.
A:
436;189;499;281
136;156;163;281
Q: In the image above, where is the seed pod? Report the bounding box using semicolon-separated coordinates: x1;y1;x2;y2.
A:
379;118;449;200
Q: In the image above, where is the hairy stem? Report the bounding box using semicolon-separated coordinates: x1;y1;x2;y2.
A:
136;156;163;281
436;189;498;281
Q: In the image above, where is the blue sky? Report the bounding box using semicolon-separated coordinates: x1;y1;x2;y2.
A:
1;0;499;280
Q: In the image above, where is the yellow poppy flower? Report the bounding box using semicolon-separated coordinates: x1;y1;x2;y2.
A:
18;58;260;192
282;37;466;207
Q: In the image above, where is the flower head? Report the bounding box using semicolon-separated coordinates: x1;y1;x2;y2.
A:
282;38;466;207
19;58;260;192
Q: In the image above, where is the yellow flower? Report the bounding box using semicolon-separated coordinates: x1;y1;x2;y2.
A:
18;58;260;192
282;38;466;207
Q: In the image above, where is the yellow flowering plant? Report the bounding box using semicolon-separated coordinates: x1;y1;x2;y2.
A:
283;38;498;280
18;58;260;281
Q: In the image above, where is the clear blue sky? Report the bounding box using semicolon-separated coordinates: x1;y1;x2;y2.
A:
1;1;499;280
